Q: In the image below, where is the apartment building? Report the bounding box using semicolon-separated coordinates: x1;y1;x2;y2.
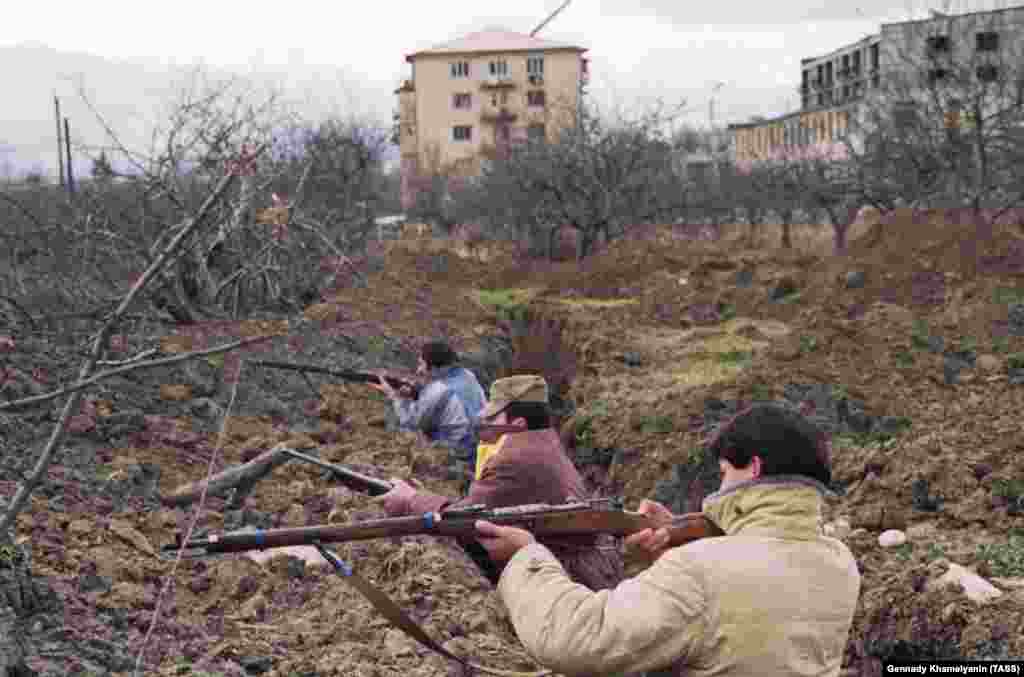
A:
395;28;589;209
729;4;1024;169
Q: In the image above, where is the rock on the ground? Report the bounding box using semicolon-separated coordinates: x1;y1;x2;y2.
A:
845;271;866;289
976;354;1001;372
878;529;907;548
769;277;798;300
1008;303;1024;337
927;562;1003;604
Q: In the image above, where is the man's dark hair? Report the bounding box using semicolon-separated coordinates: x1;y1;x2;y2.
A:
705;404;831;486
502;401;551;430
420;340;457;369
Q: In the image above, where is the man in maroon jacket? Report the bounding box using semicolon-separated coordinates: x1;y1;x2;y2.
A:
378;374;623;591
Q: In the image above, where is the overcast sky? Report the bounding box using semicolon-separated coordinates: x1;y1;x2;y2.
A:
1;0;1016;176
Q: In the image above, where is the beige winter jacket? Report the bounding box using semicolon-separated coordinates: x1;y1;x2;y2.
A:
497;476;861;677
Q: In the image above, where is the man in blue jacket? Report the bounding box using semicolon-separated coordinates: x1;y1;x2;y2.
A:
372;340;487;458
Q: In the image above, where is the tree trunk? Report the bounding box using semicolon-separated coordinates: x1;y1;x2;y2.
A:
0;538;46;677
576;229;593;262
780;219;793;249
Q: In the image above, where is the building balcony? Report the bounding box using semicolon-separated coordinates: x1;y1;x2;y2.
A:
480;107;518;123
480;77;516;89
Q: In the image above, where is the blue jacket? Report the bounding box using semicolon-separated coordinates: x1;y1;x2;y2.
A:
393;366;485;452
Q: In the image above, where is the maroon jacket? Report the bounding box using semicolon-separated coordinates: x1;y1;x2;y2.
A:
402;429;624;591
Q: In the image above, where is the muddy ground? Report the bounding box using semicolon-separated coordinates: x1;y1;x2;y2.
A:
2;214;1024;676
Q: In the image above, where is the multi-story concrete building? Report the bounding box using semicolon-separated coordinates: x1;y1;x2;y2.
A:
395;28;589;209
729;4;1024;170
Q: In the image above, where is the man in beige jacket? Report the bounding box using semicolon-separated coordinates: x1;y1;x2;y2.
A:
475;403;861;677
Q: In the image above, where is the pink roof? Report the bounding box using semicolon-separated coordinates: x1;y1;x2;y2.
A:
406;28;587;61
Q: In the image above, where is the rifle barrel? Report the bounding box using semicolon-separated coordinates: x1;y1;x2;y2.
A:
249;359;418;392
281;448;393;496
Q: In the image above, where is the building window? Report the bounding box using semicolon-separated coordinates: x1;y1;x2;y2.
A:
926;35;951;53
852;50;862;74
489;60;509;77
976;32;999;51
977;64;999;82
453;125;472;141
527;56;544;74
450;61;470;78
870;43;880;70
528;124;545;141
527;90;546;107
453;93;472;109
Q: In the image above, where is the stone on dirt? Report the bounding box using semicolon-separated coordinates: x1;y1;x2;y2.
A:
927;562;1003;604
878;530;907;548
845;271;866;289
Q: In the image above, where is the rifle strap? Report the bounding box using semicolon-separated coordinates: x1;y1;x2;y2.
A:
315;544;553;677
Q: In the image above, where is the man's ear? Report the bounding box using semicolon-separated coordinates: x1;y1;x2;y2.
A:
750;455;764;479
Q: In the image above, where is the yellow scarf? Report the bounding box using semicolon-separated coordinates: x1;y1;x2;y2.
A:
475;435;508;479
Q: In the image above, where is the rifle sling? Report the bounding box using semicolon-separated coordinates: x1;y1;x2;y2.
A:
319;545;552;677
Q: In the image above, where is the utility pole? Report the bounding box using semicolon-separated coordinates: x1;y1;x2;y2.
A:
708;81;725;156
64;118;75;196
54;94;65;188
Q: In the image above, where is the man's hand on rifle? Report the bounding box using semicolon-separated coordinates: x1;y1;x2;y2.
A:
373;478;419;517
475;520;536;561
624;499;675;561
369;372;415;399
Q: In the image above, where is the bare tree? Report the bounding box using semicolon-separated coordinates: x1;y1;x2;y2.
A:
462;100;688;260
842;5;1024;269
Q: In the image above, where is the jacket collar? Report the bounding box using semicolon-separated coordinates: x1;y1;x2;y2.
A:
428;365;458;380
701;475;833;539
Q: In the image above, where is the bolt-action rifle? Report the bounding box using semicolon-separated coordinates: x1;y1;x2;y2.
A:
250;358;423;397
162;498;723;558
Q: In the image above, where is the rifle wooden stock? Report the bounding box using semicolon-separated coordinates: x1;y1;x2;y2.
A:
250;359;422;395
164;500;724;557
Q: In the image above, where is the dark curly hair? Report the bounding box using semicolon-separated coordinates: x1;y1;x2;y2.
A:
705;403;832;486
420;340;457;369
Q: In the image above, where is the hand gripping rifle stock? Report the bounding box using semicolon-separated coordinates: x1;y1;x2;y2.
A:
162;498;724;558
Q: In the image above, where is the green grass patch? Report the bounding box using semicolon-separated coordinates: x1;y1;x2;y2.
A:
924;543;946;562
1007;353;1024;370
750;383;772;401
777;291;802;304
799;335;819;355
958;336;978;353
894;350;915;368
575;400;610;447
976;530;1024;577
476;288;540;322
992;478;1024;502
686;446;706;467
892;542;915;561
637;415;675;434
994;336;1011;354
911;318;932;350
716;350;753;367
719;303;737;321
831;384;850;401
993;286;1024;305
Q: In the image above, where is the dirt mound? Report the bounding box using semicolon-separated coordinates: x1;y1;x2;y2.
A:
7;219;1024;675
